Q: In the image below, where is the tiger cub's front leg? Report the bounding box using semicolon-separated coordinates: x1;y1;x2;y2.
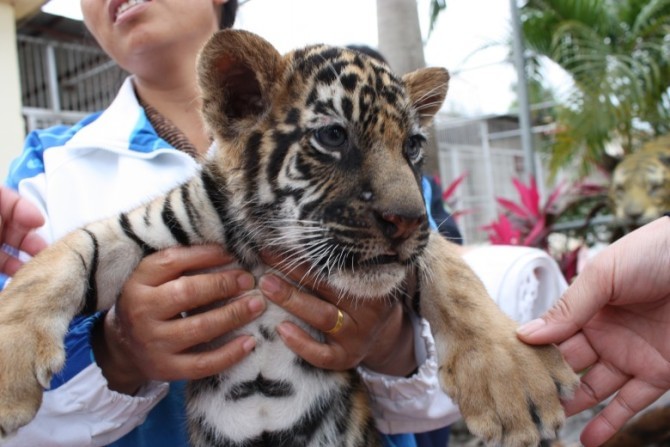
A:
419;233;579;447
0;223;144;437
0;175;223;438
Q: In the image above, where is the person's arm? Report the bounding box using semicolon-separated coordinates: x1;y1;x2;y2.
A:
517;215;670;447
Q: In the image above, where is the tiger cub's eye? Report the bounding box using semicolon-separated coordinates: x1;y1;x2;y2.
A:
315;125;348;149
405;135;425;162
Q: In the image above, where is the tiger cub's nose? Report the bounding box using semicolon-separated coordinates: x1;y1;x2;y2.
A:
379;212;424;241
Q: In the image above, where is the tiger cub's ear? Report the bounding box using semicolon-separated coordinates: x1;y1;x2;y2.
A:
402;67;449;127
198;29;284;140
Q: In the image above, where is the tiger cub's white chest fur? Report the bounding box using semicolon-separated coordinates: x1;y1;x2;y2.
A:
186;285;352;444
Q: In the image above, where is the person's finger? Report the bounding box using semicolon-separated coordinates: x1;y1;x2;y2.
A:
163;292;266;351
517;256;614;345
17;231;47;256
275;321;348;370
564;360;629;416
260;274;346;335
154;268;256;319
0;189;45;250
167;335;257;381
579;380;667;447
0;188;43;229
556;332;599;373
260;251;342;301
134;245;236;286
1;256;24;276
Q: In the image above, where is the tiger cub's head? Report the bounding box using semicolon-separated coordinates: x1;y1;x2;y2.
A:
610;136;670;226
197;30;449;298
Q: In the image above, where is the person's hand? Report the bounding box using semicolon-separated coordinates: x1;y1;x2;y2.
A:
517;216;670;447
0;187;47;275
259;253;417;377
92;245;266;395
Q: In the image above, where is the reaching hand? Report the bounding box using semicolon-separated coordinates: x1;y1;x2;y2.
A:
0;187;47;276
517;216;670;447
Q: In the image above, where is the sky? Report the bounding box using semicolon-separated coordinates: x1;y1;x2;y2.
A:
42;0;524;116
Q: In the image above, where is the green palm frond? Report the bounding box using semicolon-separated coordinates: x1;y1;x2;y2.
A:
520;0;670;177
428;0;447;37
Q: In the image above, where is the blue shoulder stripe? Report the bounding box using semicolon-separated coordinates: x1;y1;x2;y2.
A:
128;109;173;153
5;113;102;189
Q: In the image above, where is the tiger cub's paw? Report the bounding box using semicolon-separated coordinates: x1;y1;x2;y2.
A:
441;335;578;447
0;318;65;438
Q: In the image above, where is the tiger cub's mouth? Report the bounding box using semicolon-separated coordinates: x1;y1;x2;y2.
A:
358;254;400;267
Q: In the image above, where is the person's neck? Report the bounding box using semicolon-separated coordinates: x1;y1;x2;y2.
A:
132;63;210;156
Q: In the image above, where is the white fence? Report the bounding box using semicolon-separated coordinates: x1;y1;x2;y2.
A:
17;35;125;132
434;113;554;243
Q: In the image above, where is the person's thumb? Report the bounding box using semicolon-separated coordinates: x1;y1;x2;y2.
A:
517;266;610;345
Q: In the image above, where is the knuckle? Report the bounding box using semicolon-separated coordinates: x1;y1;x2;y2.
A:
213;272;239;297
169;277;196;303
223;300;250;327
152;248;180;268
182;317;206;342
192;355;215;378
315;349;336;368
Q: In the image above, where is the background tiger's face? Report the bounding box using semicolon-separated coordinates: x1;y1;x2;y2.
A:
610;138;670;226
198;30;449;297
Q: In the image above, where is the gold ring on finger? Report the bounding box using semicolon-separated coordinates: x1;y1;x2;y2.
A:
325;308;344;335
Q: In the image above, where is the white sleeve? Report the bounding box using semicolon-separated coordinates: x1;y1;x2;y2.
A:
3;365;169;447
358;317;461;434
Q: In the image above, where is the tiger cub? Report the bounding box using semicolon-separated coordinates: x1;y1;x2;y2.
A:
0;30;577;447
610;135;670;227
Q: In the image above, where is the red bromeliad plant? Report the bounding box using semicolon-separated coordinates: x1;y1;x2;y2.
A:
438;172;470;221
482;176;562;250
482;176;611;282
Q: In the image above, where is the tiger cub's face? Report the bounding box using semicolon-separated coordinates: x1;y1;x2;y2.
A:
611;143;670;226
198;31;449;297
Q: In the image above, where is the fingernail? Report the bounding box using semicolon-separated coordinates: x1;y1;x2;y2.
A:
237;272;255;290
247;296;266;314
517;318;546;336
260;274;282;295
276;322;293;339
242;336;256;352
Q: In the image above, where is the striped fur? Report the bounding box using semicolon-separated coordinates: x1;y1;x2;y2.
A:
610;135;670;226
0;30;579;447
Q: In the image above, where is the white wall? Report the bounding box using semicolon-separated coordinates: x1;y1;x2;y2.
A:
0;3;25;178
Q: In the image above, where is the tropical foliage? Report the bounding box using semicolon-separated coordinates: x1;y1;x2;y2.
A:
482;176;562;249
482;176;612;280
520;0;670;175
428;0;447;35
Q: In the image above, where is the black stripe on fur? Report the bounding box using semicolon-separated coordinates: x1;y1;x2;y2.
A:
161;195;190;246
119;213;157;256
81;228;99;314
225;373;294;401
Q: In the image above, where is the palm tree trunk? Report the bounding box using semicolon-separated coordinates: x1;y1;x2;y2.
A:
376;0;426;74
376;0;440;175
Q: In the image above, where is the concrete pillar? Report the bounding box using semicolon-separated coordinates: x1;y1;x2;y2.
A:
0;2;25;177
0;0;46;176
